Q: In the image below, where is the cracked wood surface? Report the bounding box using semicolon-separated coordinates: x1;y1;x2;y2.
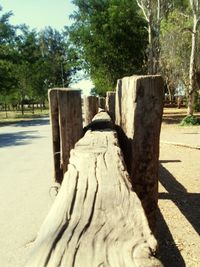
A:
25;112;163;267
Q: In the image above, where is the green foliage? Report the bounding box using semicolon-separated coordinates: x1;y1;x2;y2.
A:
0;5;77;110
180;115;200;126
160;8;192;89
67;0;148;95
194;92;200;111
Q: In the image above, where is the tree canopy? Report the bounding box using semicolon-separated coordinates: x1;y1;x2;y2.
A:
67;0;148;95
0;6;77;112
0;1;200;114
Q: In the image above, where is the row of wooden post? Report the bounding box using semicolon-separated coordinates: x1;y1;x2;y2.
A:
48;90;116;183
48;76;164;231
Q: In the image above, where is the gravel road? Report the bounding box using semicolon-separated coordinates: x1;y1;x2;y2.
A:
0;118;53;267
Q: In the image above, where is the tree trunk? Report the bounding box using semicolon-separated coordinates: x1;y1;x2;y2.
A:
115;75;164;232
25;112;163;267
4;101;8;119
21;101;24;116
148;18;154;75
83;96;98;126
187;14;199;116
32;103;35;114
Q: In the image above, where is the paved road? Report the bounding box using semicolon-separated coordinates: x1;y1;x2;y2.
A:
0;118;54;267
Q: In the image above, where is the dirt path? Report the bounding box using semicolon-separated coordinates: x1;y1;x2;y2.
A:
0;118;53;267
158;142;200;267
158;110;200;267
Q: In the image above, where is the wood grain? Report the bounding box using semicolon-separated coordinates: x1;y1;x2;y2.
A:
115;75;164;231
25;112;163;267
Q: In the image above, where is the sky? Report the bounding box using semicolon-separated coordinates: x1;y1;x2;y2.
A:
0;0;93;95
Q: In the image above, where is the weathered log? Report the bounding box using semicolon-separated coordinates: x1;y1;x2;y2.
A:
57;89;83;175
83;96;98;126
25;112;162;267
48;89;62;183
98;96;106;109
105;91;115;122
115;75;164;231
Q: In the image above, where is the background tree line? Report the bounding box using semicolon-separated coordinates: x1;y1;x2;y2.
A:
0;6;77;115
67;0;200;116
0;0;200;117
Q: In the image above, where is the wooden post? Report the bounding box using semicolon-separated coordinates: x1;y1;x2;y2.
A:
49;88;83;183
83;95;98;126
115;75;164;231
98;96;106;109
48;89;62;183
58;89;83;175
106;91;115;122
25;112;162;267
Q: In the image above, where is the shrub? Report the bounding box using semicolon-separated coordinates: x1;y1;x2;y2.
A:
180;115;200;126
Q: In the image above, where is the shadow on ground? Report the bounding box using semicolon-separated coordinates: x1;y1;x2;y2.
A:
157;162;200;267
0;131;41;147
162;116;184;125
0;117;50;128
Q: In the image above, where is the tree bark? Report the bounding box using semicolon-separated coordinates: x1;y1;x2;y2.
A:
83;96;98;126
187;12;199;115
25;112;162;267
115;75;164;232
148;14;154;74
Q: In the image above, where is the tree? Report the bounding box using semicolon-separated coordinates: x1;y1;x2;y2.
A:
39;27;76;89
15;26;41;114
0;6;17;116
188;0;200;115
67;0;148;95
159;8;191;102
135;0;187;74
135;0;163;74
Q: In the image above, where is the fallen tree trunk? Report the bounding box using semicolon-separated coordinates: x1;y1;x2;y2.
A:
25;112;162;267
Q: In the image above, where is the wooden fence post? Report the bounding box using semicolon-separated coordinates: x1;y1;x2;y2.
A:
49;88;83;183
98;96;106;109
48;89;62;183
106;91;115;122
58;89;83;175
115;75;164;231
83;95;98;126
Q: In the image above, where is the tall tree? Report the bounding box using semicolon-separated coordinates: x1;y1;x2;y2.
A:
39;27;75;88
160;8;191;102
188;0;200;115
67;0;148;95
135;0;182;74
0;6;17;114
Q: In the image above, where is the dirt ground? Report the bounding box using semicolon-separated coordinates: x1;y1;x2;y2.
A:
157;108;200;267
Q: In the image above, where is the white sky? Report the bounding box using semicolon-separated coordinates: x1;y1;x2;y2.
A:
0;0;75;31
0;0;93;95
